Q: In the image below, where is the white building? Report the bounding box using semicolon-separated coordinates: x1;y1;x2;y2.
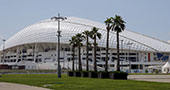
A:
0;17;170;73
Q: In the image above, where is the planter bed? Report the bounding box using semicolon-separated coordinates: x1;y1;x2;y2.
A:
109;71;128;80
68;71;74;77
98;72;110;79
67;71;128;80
89;71;98;78
81;71;89;77
75;71;81;77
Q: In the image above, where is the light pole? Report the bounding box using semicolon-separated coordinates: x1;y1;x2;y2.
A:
51;13;67;78
127;42;133;73
2;39;6;64
121;40;123;71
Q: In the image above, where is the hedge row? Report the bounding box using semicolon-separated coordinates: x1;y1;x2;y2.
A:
68;71;128;80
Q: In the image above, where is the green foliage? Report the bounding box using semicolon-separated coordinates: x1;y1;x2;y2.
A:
98;71;109;73
112;15;126;32
155;69;159;74
81;71;89;73
145;69;149;73
0;74;170;90
110;71;128;75
69;36;77;48
88;71;97;73
89;27;102;72
90;27;102;40
104;17;113;31
75;33;85;46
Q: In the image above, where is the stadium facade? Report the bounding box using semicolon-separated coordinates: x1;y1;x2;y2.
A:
0;17;170;73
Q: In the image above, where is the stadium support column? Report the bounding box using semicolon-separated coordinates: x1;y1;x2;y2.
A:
82;47;85;69
127;42;133;73
129;46;131;73
16;47;20;63
121;40;123;71
33;44;37;63
20;46;23;62
169;53;170;61
2;39;6;64
76;48;78;70
138;52;140;73
110;49;115;71
51;13;67;78
143;64;145;73
63;46;65;69
109;48;112;70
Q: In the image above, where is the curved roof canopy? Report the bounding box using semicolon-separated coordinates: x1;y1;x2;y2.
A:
1;17;170;52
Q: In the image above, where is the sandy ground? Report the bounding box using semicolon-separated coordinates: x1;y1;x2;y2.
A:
0;82;51;90
128;75;170;83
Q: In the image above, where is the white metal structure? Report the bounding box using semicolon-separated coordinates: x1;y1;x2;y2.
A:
162;62;170;73
0;17;170;72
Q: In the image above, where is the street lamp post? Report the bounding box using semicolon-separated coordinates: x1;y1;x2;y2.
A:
121;40;123;71
51;13;67;78
127;42;133;73
2;39;6;64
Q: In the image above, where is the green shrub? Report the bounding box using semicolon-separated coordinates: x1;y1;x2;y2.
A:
89;71;98;78
74;71;81;77
68;71;74;76
145;70;148;73
109;71;128;80
81;71;89;77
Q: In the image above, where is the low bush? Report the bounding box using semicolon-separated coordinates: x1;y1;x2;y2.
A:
109;71;128;80
68;71;74;77
81;71;89;77
67;71;128;80
75;71;81;77
98;71;109;79
89;71;98;78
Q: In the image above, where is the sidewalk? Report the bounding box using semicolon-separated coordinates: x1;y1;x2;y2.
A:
128;75;170;83
0;82;51;90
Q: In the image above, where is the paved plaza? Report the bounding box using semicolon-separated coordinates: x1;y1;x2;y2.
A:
0;82;51;90
128;75;170;83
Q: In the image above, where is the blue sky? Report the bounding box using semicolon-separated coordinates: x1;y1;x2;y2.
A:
0;0;170;45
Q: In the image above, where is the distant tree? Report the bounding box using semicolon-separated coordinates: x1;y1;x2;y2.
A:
82;30;91;71
75;33;85;71
69;36;77;71
112;15;125;71
90;27;101;72
104;17;113;72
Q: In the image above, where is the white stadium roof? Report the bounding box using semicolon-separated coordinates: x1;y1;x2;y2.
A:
1;17;170;52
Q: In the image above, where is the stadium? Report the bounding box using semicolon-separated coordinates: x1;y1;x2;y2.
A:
0;17;170;73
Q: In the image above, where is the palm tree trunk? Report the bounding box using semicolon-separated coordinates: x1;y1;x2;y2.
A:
94;35;97;72
78;46;82;71
105;30;109;72
116;31;120;71
86;36;89;71
72;46;75;71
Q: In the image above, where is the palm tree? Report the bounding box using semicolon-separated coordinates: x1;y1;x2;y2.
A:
112;15;125;71
69;36;77;71
90;27;101;72
75;33;84;71
104;17;113;72
82;30;91;71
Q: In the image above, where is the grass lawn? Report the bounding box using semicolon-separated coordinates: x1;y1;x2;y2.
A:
0;74;170;90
